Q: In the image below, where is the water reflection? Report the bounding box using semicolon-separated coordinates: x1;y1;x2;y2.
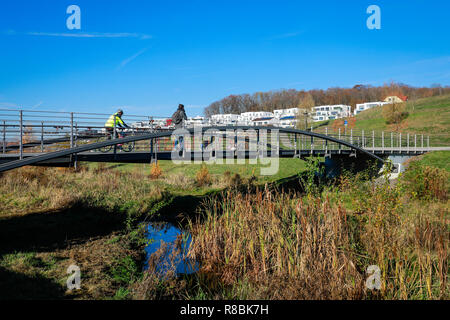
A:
144;222;198;275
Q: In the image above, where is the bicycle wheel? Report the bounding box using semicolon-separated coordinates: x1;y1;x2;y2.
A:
96;136;113;153
120;141;135;152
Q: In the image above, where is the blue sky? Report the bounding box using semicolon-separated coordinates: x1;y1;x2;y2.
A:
0;0;449;116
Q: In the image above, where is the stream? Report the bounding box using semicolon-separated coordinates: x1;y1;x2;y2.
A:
144;222;199;275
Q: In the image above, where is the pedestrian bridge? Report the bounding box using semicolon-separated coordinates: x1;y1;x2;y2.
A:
0;109;448;173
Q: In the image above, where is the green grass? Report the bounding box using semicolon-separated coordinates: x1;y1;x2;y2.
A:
413;151;450;172
85;158;306;185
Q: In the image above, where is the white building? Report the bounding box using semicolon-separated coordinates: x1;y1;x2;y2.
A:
185;116;207;127
239;111;274;125
252;116;276;126
273;108;301;118
354;101;389;115
277;116;298;128
210;114;240;125
313;105;351;122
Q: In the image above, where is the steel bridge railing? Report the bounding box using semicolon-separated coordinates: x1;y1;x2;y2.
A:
0;109;172;158
0;108;437;161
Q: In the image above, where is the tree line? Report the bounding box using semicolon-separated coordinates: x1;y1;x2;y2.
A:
204;82;450;117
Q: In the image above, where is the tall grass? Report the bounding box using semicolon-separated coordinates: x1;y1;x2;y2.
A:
400;161;449;201
185;175;448;299
0;165;163;217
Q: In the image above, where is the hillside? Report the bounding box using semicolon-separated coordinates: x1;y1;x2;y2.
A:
315;94;450;146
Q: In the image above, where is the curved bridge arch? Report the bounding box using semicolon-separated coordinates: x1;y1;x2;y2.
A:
0;126;384;173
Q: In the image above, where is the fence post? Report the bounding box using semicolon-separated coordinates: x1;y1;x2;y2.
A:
70;112;74;148
2;120;5;154
427;136;430;149
338;128;341;154
421;134;424;151
75;123;78;148
113;115;117;155
294;133;298;157
382;131;384;153
414;134;417;154
310;126;313;155
350;129;353;145
372;130;375;152
399;133;402;153
149;136;153;162
362;130;364;149
19;110;23;160
41;121;44;153
407;133;410;154
391;132;393;153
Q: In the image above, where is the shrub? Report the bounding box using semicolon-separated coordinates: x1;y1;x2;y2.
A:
195;164;211;187
382;103;409;126
150;161;163;180
400;161;449;201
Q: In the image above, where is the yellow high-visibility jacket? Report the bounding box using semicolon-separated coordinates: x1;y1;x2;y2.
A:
105;112;125;128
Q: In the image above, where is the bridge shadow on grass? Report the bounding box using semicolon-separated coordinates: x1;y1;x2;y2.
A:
0;203;125;256
0;266;68;300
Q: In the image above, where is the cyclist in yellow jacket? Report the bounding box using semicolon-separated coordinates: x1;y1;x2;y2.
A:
104;109;130;138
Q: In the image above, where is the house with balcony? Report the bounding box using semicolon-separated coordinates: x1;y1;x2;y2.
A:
239;111;274;126
273;108;300;118
210;114;240;126
312;105;351;122
277;115;298;128
185;116;207;127
354;101;389;115
252;117;275;126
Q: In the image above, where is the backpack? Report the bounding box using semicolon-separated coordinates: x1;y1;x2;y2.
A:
172;110;182;124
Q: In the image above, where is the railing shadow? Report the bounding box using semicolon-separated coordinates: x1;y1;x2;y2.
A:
0;203;125;256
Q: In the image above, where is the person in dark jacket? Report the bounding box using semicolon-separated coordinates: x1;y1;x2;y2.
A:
171;104;188;152
171;104;188;129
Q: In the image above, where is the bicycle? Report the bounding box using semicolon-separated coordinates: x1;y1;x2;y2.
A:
96;128;135;153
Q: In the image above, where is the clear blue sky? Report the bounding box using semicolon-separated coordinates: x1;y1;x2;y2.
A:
0;0;449;116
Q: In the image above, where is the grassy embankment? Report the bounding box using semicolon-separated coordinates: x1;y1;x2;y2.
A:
314;94;450;146
0;158;305;299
